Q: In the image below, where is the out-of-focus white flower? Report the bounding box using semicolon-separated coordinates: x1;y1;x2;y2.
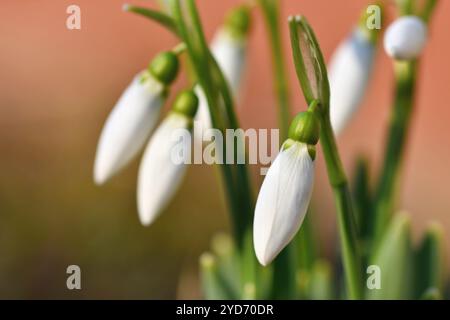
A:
137;90;198;226
94;51;179;185
384;16;427;61
94;73;165;185
194;85;212;131
328;28;376;135
195;6;250;132
212;29;247;95
253;142;315;266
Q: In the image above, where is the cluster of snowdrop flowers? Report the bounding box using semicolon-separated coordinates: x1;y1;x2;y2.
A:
328;10;379;135
254;102;320;266
384;16;428;60
94;6;250;227
195;6;251;131
94;49;201;225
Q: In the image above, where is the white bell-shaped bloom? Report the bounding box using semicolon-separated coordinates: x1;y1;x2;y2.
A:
253;142;315;266
328;29;375;135
212;29;247;95
384;16;427;61
137;113;191;226
94;73;165;185
195;29;247;132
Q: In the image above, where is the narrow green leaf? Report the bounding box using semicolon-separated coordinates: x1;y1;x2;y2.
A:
123;4;179;36
421;0;439;23
352;157;372;240
271;243;297;299
210;233;241;298
415;223;445;297
308;260;335;300
295;213;317;272
420;287;443;300
200;253;236;300
367;214;413;299
395;0;415;15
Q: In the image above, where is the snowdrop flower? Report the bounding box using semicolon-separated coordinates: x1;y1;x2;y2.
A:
94;51;179;185
137;90;198;226
254;109;320;266
384;16;428;61
195;6;251;131
328;26;377;135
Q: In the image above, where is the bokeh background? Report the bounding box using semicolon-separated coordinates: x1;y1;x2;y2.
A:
0;0;449;299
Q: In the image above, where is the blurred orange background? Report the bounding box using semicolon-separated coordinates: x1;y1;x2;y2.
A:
0;0;449;298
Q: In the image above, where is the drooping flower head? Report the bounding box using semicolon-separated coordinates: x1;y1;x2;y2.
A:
94;51;179;185
254;105;320;266
384;16;428;61
328;7;381;135
137;89;199;226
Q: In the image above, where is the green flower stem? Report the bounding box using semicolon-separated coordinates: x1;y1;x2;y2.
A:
170;0;257;293
395;0;415;15
373;61;416;244
373;0;439;249
422;0;438;23
258;0;297;299
258;0;291;140
320;114;363;299
288;16;362;299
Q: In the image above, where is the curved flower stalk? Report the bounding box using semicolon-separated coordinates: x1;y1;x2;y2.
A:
137;90;198;226
328;9;381;135
254;108;320;266
373;2;438;243
289;16;363;299
195;6;251;131
94;51;179;185
384;16;428;60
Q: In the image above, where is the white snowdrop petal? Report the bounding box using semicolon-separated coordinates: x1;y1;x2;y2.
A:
94;73;164;185
329;29;375;135
193;85;212;133
211;29;246;95
137;113;190;226
253;142;315;266
384;16;427;60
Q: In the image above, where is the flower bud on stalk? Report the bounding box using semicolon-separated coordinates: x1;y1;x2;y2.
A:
384;16;428;61
253;105;320;266
137;90;199;226
328;10;379;135
195;6;251;131
93;51;179;185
